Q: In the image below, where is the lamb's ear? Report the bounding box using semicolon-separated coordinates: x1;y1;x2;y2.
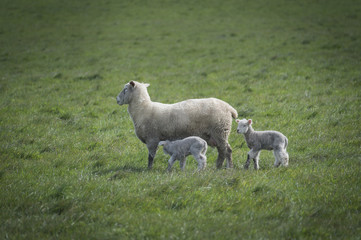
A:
236;119;240;123
144;83;150;88
248;119;252;125
129;81;135;87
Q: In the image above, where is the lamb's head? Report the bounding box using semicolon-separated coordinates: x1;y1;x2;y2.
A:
236;119;252;134
116;81;150;105
159;140;171;155
158;141;170;147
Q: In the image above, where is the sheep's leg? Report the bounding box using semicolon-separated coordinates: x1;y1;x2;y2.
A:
225;143;234;168
146;141;159;169
167;155;177;172
215;146;227;169
215;141;232;169
179;157;186;171
148;154;154;169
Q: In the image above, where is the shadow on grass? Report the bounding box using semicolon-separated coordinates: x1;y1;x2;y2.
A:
92;164;150;180
98;164;145;174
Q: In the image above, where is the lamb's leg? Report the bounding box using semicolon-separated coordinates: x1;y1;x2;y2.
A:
201;144;208;170
190;144;207;171
244;154;251;170
253;151;260;170
179;157;186;171
200;154;207;170
167;155;177;172
246;149;259;170
283;151;289;167
278;149;289;167
273;150;282;167
201;144;208;155
195;154;207;171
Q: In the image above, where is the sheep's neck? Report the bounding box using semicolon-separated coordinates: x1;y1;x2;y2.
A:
128;98;152;123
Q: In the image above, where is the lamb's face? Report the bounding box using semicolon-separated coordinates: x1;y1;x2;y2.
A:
159;141;171;155
236;119;250;134
116;83;133;105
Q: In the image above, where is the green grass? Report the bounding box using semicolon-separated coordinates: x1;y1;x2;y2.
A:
1;0;360;239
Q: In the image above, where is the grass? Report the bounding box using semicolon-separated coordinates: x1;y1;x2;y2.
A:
1;0;360;239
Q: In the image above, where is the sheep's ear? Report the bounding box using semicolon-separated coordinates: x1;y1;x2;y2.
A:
248;119;252;125
144;83;150;88
158;141;165;146
129;81;135;87
236;119;240;123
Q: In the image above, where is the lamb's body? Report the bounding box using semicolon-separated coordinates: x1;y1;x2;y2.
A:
159;136;207;171
116;81;238;169
236;119;289;169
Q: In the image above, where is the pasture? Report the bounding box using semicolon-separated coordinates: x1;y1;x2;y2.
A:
1;0;360;239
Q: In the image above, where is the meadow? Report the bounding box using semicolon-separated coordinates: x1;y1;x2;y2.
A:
1;0;360;239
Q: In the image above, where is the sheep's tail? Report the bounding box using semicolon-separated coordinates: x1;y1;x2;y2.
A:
229;106;238;119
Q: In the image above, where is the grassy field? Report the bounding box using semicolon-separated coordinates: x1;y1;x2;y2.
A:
1;0;360;239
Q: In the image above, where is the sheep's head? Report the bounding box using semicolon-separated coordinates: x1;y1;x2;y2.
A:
116;81;150;105
236;119;252;134
116;81;135;105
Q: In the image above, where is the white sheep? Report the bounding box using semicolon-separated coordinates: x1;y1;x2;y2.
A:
236;119;289;169
116;81;238;169
158;136;207;171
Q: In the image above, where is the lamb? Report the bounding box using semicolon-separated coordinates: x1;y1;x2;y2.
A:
158;136;207;171
116;81;238;169
236;119;289;169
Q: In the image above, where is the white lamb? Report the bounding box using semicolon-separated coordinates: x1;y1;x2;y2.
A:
236;119;289;169
158;136;207;171
116;81;238;169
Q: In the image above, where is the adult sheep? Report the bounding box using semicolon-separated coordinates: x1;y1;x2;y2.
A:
116;81;238;169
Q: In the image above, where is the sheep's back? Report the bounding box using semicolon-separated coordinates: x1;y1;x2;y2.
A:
147;98;235;140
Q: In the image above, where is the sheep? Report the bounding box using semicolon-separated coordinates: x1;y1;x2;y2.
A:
158;136;207;171
236;119;289;169
116;81;238;169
